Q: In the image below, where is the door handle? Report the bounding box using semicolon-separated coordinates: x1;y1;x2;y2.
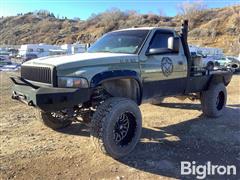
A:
178;61;183;65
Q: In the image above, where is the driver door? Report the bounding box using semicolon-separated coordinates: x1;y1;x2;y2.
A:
140;30;187;99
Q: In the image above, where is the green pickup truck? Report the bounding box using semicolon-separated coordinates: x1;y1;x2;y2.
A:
11;20;232;158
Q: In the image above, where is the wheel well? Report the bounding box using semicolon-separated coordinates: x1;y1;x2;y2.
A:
207;61;214;65
208;73;232;87
101;78;141;104
231;63;239;69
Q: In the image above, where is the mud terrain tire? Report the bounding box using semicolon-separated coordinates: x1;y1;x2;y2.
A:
200;83;227;117
39;111;72;130
90;97;142;159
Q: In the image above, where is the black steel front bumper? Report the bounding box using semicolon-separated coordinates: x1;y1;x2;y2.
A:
10;76;92;112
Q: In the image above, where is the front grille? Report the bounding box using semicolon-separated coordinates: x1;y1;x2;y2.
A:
21;66;52;84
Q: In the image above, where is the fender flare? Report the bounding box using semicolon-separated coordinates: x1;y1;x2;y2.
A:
90;70;143;104
207;71;233;88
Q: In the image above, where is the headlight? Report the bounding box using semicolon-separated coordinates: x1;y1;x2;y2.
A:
58;77;89;88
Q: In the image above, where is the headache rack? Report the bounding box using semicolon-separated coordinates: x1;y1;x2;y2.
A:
21;66;56;85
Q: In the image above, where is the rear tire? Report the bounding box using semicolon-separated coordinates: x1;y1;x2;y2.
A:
200;83;227;117
90;97;142;159
38;110;72;130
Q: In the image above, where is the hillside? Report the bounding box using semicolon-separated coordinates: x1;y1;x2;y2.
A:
0;6;239;55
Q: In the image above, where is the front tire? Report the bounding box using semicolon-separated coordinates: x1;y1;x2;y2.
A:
38;110;72;130
90;97;142;159
200;83;227;117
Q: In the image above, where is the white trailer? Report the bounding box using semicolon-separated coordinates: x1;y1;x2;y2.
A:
18;44;61;58
60;43;86;55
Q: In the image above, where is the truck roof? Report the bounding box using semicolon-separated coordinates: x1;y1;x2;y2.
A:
112;27;175;33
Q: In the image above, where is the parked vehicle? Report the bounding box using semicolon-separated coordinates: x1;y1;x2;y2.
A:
22;54;38;62
11;20;232;159
215;56;240;71
0;64;21;71
201;55;216;70
8;48;19;58
0;51;11;66
189;45;223;70
226;56;240;71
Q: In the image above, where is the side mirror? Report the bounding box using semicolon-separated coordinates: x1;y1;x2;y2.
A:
146;36;180;56
146;48;171;56
168;37;179;53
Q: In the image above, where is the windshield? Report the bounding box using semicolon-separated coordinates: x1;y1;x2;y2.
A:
88;30;149;54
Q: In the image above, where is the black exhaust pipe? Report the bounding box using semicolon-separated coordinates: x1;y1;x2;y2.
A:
180;20;189;43
180;20;192;76
180;20;194;93
180;20;191;62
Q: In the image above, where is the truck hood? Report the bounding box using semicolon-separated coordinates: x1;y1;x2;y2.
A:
24;52;138;69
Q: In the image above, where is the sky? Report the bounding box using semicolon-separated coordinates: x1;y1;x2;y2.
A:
0;0;239;20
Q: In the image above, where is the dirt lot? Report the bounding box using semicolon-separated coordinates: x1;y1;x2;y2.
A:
0;72;239;180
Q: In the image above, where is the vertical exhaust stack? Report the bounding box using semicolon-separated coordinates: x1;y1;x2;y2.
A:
180;20;192;77
181;20;189;43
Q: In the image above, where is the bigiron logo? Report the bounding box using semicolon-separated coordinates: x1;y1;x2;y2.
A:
181;161;237;179
161;57;173;77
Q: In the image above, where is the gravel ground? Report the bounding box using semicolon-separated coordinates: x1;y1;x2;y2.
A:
0;71;239;180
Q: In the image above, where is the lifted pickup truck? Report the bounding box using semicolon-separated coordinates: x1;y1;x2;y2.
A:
11;20;232;159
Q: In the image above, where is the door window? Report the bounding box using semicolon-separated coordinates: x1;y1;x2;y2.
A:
149;32;174;49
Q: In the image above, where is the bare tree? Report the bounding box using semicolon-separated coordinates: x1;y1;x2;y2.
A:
158;9;166;17
177;0;207;29
177;0;207;16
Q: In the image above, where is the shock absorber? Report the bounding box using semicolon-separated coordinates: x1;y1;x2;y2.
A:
91;86;105;107
91;86;111;107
